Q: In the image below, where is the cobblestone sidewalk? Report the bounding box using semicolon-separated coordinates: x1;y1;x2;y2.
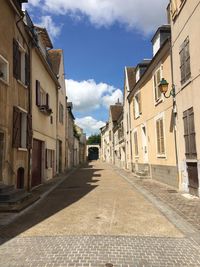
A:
117;167;200;232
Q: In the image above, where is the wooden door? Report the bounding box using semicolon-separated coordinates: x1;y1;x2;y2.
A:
187;162;199;196
32;139;42;188
0;133;4;181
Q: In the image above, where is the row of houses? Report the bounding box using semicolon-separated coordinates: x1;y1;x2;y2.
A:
0;0;87;203
101;0;200;197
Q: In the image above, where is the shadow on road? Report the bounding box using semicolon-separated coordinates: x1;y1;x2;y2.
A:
0;162;102;244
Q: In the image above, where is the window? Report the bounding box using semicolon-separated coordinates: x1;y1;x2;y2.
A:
134;91;142;118
0;55;9;84
46;149;54;168
180;37;191;85
153;67;162;102
133;131;139;156
183;107;197;159
36;80;49;107
59;103;64;124
12;107;32;149
13;39;29;86
156;117;165;156
171;0;178;18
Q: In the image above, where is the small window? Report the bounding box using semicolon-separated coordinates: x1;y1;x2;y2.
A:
156;117;165;156
13;107;32;149
153;67;162;102
134;91;142;118
46;149;54;168
35;80;49;107
0;55;9;84
13;39;29;86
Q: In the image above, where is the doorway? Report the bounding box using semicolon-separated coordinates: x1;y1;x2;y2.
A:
0;133;4;182
141;125;148;163
32;139;42;188
187;162;199;196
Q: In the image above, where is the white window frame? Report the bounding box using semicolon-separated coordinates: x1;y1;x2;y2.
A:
154;113;166;158
0;55;9;84
153;64;163;105
134;91;141;119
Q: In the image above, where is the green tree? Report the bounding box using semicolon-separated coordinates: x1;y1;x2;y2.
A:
87;134;101;145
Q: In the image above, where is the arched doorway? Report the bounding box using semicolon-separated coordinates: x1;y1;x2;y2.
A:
17;167;24;189
88;147;99;160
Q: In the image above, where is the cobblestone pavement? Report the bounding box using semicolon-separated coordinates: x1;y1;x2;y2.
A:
117;167;200;232
0;235;200;267
0;161;200;267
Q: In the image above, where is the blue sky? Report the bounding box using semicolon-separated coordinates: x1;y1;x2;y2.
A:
23;0;168;136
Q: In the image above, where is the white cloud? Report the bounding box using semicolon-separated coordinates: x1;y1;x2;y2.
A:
75;116;105;136
36;16;62;40
28;0;168;35
66;79;123;112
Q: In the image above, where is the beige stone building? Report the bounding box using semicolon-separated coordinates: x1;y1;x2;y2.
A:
30;26;60;188
123;67;136;170
100;123;109;162
128;26;179;188
169;0;200;196
66;102;75;169
48;49;66;174
0;0;32;189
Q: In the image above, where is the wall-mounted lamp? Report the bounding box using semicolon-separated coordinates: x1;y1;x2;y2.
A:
158;78;176;98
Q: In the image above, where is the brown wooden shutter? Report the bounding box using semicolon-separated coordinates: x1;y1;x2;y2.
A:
183;107;197;159
36;80;41;106
45;149;48;168
27;114;32;149
13;39;20;79
138;92;142;114
160;119;165;154
13;107;21;148
180;43;185;84
46;93;49;108
25;53;30;86
157;70;162;99
185;38;191;81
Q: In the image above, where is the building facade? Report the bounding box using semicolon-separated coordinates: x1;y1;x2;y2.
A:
170;0;200;196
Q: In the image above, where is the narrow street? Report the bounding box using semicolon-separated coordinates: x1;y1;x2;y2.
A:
0;161;200;267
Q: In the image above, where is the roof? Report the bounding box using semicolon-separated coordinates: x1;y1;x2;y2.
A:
34;26;53;49
151;24;171;43
110;105;123;122
48;49;62;75
126;67;136;91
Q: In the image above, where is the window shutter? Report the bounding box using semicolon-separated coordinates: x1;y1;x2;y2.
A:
13;39;20;79
134;132;138;156
25;53;30;86
133;97;136;119
36;80;41;106
13;107;21;148
160;119;165;154
185;38;191;80
46;93;49;108
157;70;162;99
183;110;190;157
27;114;32;149
45;149;48;168
156;120;160;154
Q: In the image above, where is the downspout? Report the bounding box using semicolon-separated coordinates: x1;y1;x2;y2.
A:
16;14;32;191
170;37;179;184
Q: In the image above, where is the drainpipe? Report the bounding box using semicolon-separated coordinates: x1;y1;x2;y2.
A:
169;37;179;185
16;14;32;191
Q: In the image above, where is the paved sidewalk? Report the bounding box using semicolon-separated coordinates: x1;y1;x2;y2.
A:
116;167;200;232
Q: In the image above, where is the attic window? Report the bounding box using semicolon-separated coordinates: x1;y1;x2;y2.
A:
0;55;9;84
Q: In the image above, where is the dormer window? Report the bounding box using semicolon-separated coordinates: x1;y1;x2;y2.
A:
152;25;171;56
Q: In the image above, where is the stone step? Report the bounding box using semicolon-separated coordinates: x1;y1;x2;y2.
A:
0;184;15;194
0;189;26;202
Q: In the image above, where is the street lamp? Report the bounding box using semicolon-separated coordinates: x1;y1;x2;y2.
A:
158;78;176;98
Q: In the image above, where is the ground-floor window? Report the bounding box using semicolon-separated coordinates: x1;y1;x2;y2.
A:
46;149;54;168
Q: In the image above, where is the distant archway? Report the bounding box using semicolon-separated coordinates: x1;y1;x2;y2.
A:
87;145;100;160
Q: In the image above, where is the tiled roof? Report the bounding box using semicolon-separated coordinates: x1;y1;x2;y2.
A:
35;26;53;49
48;49;62;75
126;67;136;91
110;105;123;122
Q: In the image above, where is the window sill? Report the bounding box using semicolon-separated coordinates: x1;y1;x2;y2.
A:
17;79;28;89
181;78;192;90
154;98;163;106
0;78;9;86
18;148;28;152
157;154;166;159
